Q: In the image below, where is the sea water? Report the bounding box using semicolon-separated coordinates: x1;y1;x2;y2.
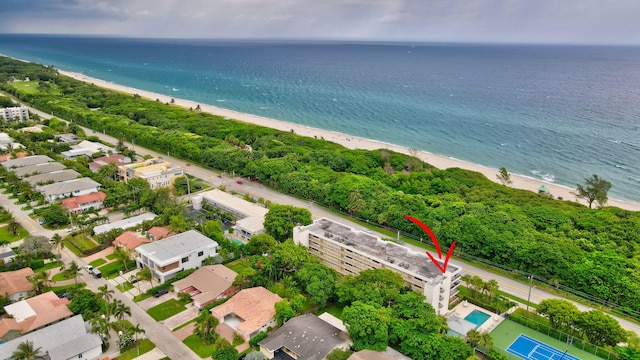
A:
1;35;639;202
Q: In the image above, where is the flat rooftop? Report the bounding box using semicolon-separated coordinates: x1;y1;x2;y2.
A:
200;189;268;219
305;218;460;280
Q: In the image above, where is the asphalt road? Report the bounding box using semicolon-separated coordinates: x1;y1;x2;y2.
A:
26;106;640;335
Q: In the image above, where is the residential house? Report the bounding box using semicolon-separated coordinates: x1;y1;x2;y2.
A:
0;291;73;341
0;315;102;360
211;286;281;340
147;226;171;240
24;169;80;187
294;218;462;315
60;191;107;214
258;314;351;360
1;155;52;169
60;140;117;160
118;157;184;189
88;153;132;173
38;177;102;203
12;162;65;178
0;106;29;121
93;212;156;235
54;133;83;144
0;133;22;152
173;265;238;309
0;267;34;302
0;245;17;262
112;231;151;252
199;189;268;241
135;230;218;283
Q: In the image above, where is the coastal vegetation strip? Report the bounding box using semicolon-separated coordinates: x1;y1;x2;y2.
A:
1;56;640;318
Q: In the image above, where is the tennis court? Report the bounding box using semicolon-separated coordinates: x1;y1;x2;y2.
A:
507;334;580;360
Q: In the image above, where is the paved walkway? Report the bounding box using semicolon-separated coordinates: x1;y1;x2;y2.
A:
163;305;199;331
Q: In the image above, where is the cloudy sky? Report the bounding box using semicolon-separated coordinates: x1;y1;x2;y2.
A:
1;0;639;44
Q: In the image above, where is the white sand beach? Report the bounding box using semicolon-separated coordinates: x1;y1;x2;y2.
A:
60;70;640;212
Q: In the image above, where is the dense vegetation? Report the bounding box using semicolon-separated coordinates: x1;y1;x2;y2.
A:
2;56;640;317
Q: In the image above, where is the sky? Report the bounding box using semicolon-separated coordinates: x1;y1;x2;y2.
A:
1;0;640;45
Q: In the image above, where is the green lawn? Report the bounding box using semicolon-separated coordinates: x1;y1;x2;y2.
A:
50;283;85;294
65;233;99;252
113;339;155;360
183;334;216;358
52;271;75;282
106;253;117;260
98;260;136;278
34;261;63;273
225;259;253;275
134;293;153;302
10;81;41;94
147;299;188;321
491;319;602;360
117;282;134;292
267;283;287;298
0;226;29;243
89;258;107;267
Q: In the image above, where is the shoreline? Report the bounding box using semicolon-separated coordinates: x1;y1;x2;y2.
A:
59;69;640;212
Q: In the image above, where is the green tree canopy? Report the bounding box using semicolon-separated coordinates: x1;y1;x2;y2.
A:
295;262;337;307
575;310;627;347
336;269;404;306
575;174;612;209
264;204;312;242
246;233;278;256
343;301;391;351
536;299;580;331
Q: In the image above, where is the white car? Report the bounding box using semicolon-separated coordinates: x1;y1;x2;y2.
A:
85;265;94;273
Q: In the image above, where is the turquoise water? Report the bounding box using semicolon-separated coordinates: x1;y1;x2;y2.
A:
1;35;639;202
464;310;491;328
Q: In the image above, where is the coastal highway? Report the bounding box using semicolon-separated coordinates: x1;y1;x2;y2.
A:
29;106;640;335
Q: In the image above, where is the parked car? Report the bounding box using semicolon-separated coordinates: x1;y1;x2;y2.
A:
236;180;243;184
38;218;45;225
153;288;169;298
85;265;94;273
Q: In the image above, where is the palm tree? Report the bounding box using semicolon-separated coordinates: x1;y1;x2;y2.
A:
90;316;112;346
113;248;131;272
7;218;22;236
11;340;45;360
465;329;482;347
29;270;50;295
194;311;219;345
97;285;114;311
67;261;81;284
110;299;131;331
479;332;494;349
130;323;146;355
484;279;499;302
138;267;153;288
50;233;63;258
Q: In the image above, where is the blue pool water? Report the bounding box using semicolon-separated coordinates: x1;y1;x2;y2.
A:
464;310;491;328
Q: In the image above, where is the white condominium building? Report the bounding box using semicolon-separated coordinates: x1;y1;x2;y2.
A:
0;106;29;122
294;218;462;314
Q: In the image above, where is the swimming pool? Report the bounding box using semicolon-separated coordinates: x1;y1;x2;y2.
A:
464;310;491;328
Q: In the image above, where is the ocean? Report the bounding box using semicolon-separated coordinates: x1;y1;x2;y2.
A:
1;35;639;203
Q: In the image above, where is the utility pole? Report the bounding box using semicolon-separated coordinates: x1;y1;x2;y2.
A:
526;275;534;312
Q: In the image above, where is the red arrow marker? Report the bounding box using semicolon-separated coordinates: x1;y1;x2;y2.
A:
404;215;456;274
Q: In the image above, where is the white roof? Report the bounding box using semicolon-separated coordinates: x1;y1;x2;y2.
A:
136;230;218;262
4;300;36;322
93;212;156;235
200;189;268;219
0;315;102;360
61;140;116;158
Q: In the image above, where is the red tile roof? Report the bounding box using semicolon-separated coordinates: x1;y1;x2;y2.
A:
0;268;34;296
112;231;151;250
148;226;171;240
60;191;106;211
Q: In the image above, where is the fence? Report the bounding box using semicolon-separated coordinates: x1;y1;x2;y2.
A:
509;313;619;360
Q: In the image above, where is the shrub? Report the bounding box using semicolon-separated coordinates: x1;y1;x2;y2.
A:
249;332;269;348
